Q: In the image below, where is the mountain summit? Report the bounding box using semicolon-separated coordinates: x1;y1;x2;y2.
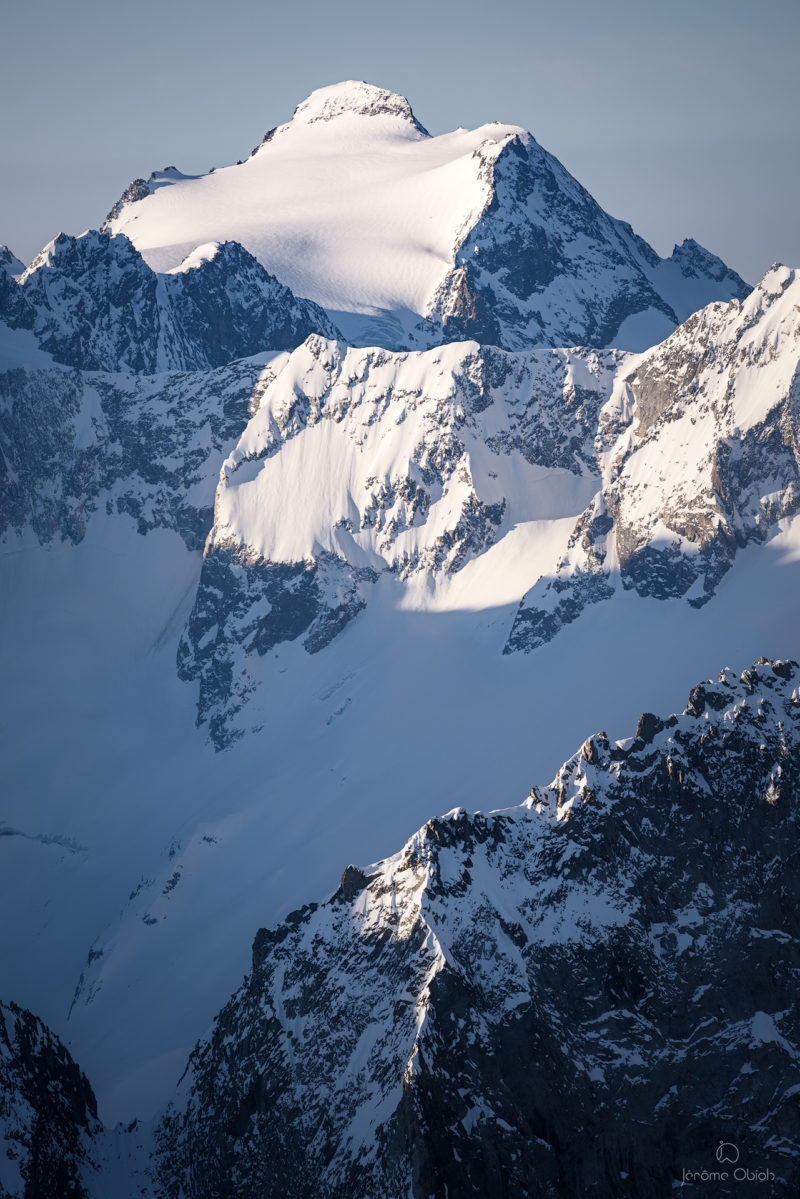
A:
103;82;749;351
268;80;430;138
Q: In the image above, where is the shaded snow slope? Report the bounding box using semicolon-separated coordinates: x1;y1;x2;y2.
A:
156;657;800;1198
104;81;748;351
3;490;800;1128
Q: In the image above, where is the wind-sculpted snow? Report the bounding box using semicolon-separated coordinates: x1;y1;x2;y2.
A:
179;336;620;744
155;657;800;1197
0;355;287;551
0;230;338;373
105;81;749;352
506;265;800;653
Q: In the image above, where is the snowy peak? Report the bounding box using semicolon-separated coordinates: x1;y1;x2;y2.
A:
0;245;25;279
103;82;749;351
269;80;430;141
668;236;747;285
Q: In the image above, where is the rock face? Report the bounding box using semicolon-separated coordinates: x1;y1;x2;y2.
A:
176;336;621;745
153;657;800;1197
104;81;750;352
419;134;750;352
0;230;339;373
0;354;288;551
505;264;800;653
0;1000;99;1198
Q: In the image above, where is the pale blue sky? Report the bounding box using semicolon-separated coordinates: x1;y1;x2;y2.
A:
2;0;798;282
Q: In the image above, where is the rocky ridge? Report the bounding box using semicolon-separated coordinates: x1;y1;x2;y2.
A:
153;657;800;1197
418;133;749;352
506;264;800;652
0;230;338;373
0;353;288;552
0;1000;99;1199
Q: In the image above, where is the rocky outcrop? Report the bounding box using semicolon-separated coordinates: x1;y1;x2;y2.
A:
506;265;800;653
1;230;339;373
153;657;800;1197
0;355;287;550
177;544;377;748
0;1000;100;1198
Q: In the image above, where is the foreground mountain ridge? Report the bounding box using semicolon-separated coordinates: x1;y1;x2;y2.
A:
2;657;797;1196
153;656;800;1198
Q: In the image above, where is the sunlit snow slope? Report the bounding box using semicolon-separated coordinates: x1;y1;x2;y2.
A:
104;81;748;351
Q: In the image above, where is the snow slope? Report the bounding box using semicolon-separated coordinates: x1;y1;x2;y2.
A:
156;658;800;1197
105;81;749;351
3;288;800;1124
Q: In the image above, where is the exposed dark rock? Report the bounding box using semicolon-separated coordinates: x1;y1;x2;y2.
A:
153;658;800;1198
634;711;663;744
0;1001;100;1199
340;865;369;900
0;358;278;550
1;230;340;373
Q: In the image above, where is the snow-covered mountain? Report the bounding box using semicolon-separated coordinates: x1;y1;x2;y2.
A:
0;230;338;373
172;264;800;745
1;79;798;1186
104;81;749;351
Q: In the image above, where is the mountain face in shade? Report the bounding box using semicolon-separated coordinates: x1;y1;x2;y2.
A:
104;81;749;352
0;1000;99;1198
0;230;339;373
152;658;800;1198
3;659;797;1196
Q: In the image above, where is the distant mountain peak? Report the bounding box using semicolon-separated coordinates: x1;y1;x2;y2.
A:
0;244;25;279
